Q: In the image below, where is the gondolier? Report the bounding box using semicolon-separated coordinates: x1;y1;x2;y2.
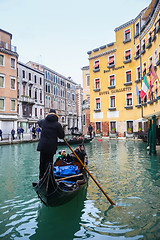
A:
37;109;64;179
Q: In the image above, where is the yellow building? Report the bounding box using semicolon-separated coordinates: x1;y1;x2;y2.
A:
0;29;18;138
87;0;160;138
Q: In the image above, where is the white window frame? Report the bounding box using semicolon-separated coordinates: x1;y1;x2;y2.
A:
109;121;117;132
10;99;16;111
135;21;140;35
109;74;115;87
0;98;5;111
86;75;90;87
125;70;132;83
124;28;131;41
10;57;16;69
108;55;115;66
154;49;157;65
0;54;5;66
10;77;16;90
0;74;5;88
94;78;100;89
124;49;131;61
95;97;101;110
109;95;116;108
136;66;141;80
126;92;133;106
94;60;100;70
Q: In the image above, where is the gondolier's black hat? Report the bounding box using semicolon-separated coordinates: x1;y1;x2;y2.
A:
49;109;56;113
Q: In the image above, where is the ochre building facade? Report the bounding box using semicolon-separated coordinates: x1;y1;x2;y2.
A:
87;0;160;137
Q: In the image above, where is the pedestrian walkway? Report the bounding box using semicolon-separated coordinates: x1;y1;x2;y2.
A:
0;133;39;146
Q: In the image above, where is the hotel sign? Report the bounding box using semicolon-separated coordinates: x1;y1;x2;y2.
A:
99;87;132;95
104;65;125;73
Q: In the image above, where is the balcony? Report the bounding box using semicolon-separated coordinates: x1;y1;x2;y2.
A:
0;40;17;53
21;95;35;104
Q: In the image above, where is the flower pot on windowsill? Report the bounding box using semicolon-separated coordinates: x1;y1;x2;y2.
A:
111;129;116;134
127;129;133;134
96;129;101;134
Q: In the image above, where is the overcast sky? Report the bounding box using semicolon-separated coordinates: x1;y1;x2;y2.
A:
1;0;151;85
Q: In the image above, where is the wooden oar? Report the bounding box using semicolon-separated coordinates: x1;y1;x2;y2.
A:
63;138;115;205
56;173;83;182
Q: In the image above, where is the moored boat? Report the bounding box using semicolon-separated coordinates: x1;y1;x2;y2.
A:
32;155;88;207
57;137;92;146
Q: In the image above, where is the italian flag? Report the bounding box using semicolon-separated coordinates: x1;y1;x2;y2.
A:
140;76;149;100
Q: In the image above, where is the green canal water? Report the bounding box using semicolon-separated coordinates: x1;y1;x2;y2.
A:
0;139;160;240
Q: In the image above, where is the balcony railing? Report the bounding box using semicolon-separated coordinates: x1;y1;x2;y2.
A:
21;95;35;104
0;41;17;53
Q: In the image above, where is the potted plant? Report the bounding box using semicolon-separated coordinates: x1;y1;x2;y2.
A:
127;128;132;134
96;129;101;133
138;127;142;132
111;128;116;133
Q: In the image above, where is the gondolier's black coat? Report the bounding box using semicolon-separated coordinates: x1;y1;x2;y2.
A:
37;113;64;154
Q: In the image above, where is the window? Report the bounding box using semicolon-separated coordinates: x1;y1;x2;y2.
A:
40;77;42;85
143;62;146;75
0;55;4;66
124;29;130;41
110;121;116;132
11;99;16;111
154;50;157;65
0;98;4;110
148;57;152;72
11;58;16;69
60;78;64;86
23;84;25;95
124;50;131;61
0;75;4;88
29;73;31;81
135;45;140;56
34;75;37;84
148;31;152;44
137;67;141;80
127;121;133;133
108;56;115;66
94;60;100;70
155;81;158;98
35;89;37;101
40;90;42;102
67;92;70;99
11;78;16;90
95;98;101;110
72;94;75;101
142;39;146;51
126;93;133;106
135;22;139;35
29;86;32;98
110;96;116;108
67;83;70;88
95;78;100;89
96;122;101;132
109;75;115;86
126;71;132;83
35;108;37;117
22;70;25;78
86;75;90;86
40;109;42;116
83;115;86;125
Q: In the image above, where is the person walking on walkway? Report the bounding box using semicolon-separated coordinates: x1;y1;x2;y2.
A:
11;129;15;140
88;124;93;138
0;129;2;141
37;109;65;180
17;128;21;140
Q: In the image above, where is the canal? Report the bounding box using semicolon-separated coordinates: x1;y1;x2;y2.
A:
0;139;160;240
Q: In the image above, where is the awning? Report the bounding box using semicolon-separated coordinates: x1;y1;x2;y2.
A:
125;51;131;57
95;79;100;82
94;62;99;68
110;75;114;80
108;57;114;64
125;29;130;34
96;98;100;103
127;94;132;99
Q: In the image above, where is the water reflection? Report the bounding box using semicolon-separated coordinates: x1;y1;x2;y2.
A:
0;140;160;239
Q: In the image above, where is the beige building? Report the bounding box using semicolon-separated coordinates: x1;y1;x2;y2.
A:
0;29;18;138
81;66;91;135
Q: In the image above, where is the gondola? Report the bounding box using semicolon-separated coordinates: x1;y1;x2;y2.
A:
57;137;92;146
32;156;88;207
